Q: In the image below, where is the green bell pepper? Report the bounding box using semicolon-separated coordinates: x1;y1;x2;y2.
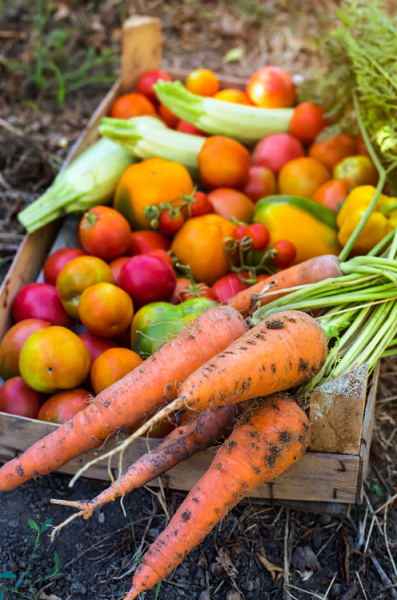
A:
131;297;218;358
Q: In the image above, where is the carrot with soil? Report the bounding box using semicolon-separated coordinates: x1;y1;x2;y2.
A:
50;404;238;535
0;306;248;492
125;395;310;598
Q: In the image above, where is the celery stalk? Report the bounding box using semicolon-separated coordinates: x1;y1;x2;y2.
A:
98;116;205;176
18;138;135;233
154;81;293;145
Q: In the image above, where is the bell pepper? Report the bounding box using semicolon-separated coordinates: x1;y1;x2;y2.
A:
253;195;341;264
337;185;397;253
131;297;218;358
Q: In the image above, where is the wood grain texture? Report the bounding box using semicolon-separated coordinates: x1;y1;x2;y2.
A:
122;16;162;93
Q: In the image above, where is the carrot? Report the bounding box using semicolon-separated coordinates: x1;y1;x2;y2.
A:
50;404;238;532
0;306;248;492
229;255;342;316
125;396;310;598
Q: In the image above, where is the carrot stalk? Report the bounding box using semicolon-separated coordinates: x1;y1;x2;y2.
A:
125;395;310;598
229;255;342;316
70;310;326;482
49;404;238;537
0;306;248;492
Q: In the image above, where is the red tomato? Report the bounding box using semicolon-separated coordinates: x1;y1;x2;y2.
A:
211;273;248;304
158;209;185;237
253;133;304;174
232;225;248;241
136;70;173;103
247;66;296;108
187;191;213;218
0;319;50;381
289;102;329;144
12;283;74;328
312;180;349;213
0;377;45;418
43;247;86;286
129;230;170;256
37;388;90;424
109;93;157;119
109;256;130;285
272;240;297;269
171;278;192;305
158;103;179;128
179;283;215;302
246;224;270;250
119;255;177;309
176;120;206;136
241;166;277;202
78;332;119;362
79;206;132;262
148;249;174;269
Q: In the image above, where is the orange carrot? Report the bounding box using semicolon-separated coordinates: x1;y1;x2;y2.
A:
229;255;342;316
50;404;238;526
0;306;248;492
125;396;310;598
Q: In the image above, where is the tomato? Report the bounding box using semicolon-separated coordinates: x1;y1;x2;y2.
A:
148;249;174;269
12;283;74;328
43;247;86;286
109;93;157;119
198;136;250;190
312;179;349;213
179;283;215;302
246;66;296;108
119;255;177;310
78;282;134;338
114;157;194;230
37;388;90;424
127;411;176;438
212;88;252;105
171;214;236;286
78;332;119;362
289;102;329;144
309;134;357;170
232;225;248;241
78;206;131;261
242;166;277;202
211;273;248;303
0;319;50;381
278;157;331;199
176;120;206;136
136;69;173;103
109;256;130;285
187;191;213;218
356;132;371;159
246;224;270;250
0;377;45;419
171;278;191;305
208;189;255;223
56;256;114;319
272;240;297;268
185;68;220;96
333;156;378;188
158;103;179;128
129;230;170;256
252;134;304;174
90;348;143;395
158;209;185;237
19;326;91;393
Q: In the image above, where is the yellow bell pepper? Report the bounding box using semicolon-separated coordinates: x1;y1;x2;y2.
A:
337;185;397;253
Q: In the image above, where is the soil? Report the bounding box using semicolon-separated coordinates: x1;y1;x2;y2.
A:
1;2;397;599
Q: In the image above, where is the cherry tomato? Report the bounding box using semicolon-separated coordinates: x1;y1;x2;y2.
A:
272;240;297;269
188;191;214;218
246;224;270;250
136;70;173;103
232;225;248;241
129;230;170;256
158;210;185;237
179;283;215;302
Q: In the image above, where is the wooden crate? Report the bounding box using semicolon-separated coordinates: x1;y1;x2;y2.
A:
0;16;377;510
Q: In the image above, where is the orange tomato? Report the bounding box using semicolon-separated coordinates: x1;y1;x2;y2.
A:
37;388;90;424
114;157;194;230
208;189;255;223
198;136;250;190
0;318;50;381
309;134;357;170
278;157;331;199
78;283;133;338
212;88;252;105
57;256;114;319
312;179;349;213
356;132;371;159
79;206;131;262
158;103;179;128
109;93;157;119
171;214;236;286
333;156;378;188
185;69;220;97
19;326;91;393
90;347;143;395
289;102;329;144
128;411;176;438
241;166;277;202
246;66;296;108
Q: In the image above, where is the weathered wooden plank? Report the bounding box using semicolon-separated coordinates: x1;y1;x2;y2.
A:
121;16;162;93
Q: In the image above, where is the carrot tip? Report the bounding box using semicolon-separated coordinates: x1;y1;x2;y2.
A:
124;586;139;600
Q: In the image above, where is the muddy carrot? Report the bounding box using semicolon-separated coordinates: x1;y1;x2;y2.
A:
229;255;342;316
125;396;310;598
0;306;248;492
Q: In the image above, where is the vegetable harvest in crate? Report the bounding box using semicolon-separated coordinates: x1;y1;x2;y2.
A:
0;0;397;597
